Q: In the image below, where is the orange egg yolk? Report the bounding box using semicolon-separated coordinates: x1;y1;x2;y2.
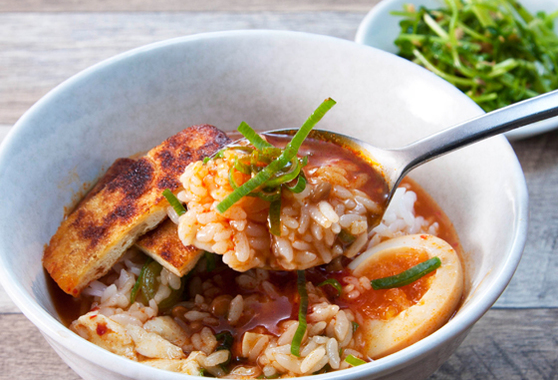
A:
347;249;434;320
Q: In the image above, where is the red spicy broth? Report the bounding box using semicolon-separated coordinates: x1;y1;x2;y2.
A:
48;130;462;371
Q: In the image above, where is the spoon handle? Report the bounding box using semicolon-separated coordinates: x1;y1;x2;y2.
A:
395;89;558;179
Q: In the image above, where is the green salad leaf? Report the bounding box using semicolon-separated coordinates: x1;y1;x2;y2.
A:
392;0;558;112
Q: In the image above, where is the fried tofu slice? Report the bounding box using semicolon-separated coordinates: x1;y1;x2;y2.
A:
86;156;203;278
43;125;231;296
81;157;136;204
79;156;202;277
85;155;203;278
86;157;203;278
136;219;203;277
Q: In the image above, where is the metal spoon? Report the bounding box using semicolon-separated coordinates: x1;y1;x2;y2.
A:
207;91;558;270
268;89;558;208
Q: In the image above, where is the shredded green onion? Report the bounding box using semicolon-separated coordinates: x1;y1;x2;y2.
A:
163;189;186;216
281;98;337;163
338;229;356;245
142;260;163;301
269;198;282;236
130;257;152;304
261;147;283;158
264;158;302;188
216;162;278;213
228;166;240;190
285;173;307;193
215;98;336;214
248;187;281;203
312;364;332;375
317;278;342;297
215;331;234;351
238;121;274;150
205;251;216;272
352;321;359;334
371;257;442;290
234;156;251;175
291;270;309;357
215;149;226;159
345;355;367;366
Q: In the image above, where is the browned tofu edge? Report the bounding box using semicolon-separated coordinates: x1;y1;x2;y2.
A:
135;219;204;277
43;125;231;296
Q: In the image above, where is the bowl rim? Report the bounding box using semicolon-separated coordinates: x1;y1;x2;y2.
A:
0;29;528;379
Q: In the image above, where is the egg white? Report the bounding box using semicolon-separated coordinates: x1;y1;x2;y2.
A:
348;234;463;359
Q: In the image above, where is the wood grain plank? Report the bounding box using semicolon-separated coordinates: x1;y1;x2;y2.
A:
0;125;11;142
1;309;556;379
0;125;18;314
0;313;80;380
495;130;558;308
0;12;364;125
0;0;381;12
432;308;558;380
0;287;19;314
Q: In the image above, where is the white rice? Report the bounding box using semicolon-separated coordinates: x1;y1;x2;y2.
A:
73;178;439;378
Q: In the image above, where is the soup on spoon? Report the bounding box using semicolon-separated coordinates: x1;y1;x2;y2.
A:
172;88;558;272
174;115;390;271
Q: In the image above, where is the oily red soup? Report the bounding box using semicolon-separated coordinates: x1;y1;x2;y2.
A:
47;130;462;377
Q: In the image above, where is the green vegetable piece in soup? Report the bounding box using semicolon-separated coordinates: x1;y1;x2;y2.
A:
371;256;442;290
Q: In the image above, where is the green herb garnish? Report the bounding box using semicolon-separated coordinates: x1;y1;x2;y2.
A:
130;257;152;304
291;270;309;357
205;251;216;272
215;98;336;214
317;278;342;297
313;364;332;375
269;198;282;236
215;331;234;351
392;0;558;112
130;258;165;304
163;188;186;216
141;260;163;300
214;331;233;373
338;229;356;245
285;173;307;193
351;321;359;334
371;257;442;290
344;354;367;366
238;121;274;150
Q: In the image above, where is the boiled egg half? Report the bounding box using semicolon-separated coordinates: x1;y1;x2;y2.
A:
348;234;463;359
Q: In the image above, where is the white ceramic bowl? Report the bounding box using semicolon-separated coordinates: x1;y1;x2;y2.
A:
0;30;527;380
355;0;558;140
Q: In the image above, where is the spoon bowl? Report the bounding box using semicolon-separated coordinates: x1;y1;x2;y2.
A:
266;88;558;211
225;88;558;270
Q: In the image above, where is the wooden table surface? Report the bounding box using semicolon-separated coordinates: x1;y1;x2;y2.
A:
1;1;557;379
